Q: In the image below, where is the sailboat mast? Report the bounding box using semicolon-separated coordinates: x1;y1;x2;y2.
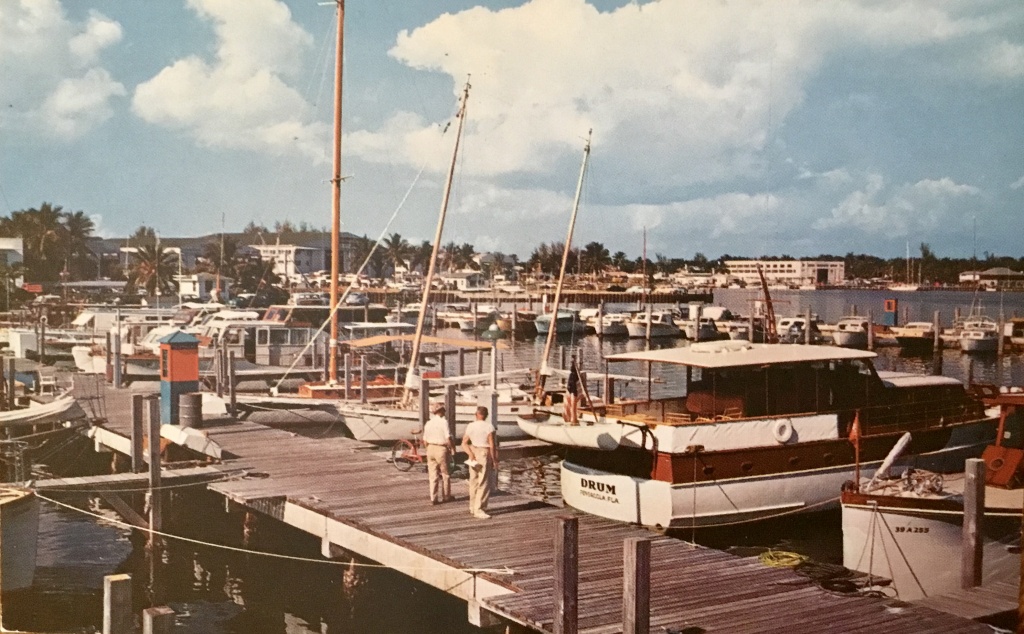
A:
538;130;592;381
328;0;345;384
402;80;471;401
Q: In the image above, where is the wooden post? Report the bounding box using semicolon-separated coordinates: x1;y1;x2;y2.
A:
143;606;175;634
445;384;457;440
359;356;368;404
39;314;46;366
112;310;122;389
597;301;605;338
147;396;162;537
228;351;237;417
102;573;132;634
476;349;484;374
962;458;985;589
804;308;812;345
998;318;1006;356
623;538;651;634
344;353;352;399
419;379;431;430
458;349;466;376
867;310;875;351
604;377;615;404
490;391;499;448
553;516;579;634
933;310;942;351
644;304;652;345
7;358;16;410
748;311;755;342
560;346;567;371
131;394;145;473
439;350;447;378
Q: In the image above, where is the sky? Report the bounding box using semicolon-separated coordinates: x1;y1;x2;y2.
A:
1;0;1022;261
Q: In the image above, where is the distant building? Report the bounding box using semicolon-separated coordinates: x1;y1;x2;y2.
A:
959;267;1024;290
0;238;24;287
175;272;232;302
251;244;325;285
725;260;845;286
438;270;488;291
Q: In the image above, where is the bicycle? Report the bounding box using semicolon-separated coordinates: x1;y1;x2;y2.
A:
390;431;465;478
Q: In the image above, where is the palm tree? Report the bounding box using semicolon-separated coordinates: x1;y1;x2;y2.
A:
409;240;433;274
202;236;239;277
62;210;96;279
581;241;610;277
381;233;413;276
0;261;25;311
455;243;477;270
0;203;66;281
126;243;177;296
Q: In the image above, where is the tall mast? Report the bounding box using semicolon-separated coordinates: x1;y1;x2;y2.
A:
402;80;471;404
536;130;592;397
328;0;346;383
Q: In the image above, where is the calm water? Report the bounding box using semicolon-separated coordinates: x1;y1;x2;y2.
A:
5;289;1024;632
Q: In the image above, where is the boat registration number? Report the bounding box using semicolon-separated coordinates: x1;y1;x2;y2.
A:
894;526;930;534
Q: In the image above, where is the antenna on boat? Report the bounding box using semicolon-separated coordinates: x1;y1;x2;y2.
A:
534;129;592;403
401;78;472;405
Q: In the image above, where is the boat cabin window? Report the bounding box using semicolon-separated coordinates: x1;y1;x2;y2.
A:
270;329;290;345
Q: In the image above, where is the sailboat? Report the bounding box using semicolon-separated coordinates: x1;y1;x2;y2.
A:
888;242;920;291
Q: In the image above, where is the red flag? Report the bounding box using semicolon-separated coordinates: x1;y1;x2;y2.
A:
848;411;861;444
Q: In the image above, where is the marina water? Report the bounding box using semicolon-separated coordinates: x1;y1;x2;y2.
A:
5;288;1024;632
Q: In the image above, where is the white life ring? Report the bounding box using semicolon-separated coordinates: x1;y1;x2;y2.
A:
773;420;794;444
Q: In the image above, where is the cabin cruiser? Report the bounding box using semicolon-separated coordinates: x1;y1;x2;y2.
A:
831;317;870;348
625;310;681;338
890;321;936;351
517;340;997;528
535;309;586;336
777;316;824;344
588;312;630;337
959;317;1000;353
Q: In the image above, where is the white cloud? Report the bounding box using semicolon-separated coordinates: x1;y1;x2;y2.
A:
347;0;1019;188
1011;175;1024;190
132;0;327;160
0;0;124;139
813;175;979;236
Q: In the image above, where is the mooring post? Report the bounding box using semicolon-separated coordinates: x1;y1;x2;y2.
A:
476;349;484;374
804;308;812;345
445;384;457;440
644;304;652;345
147;396;162;537
142;606;175;634
962;458;985;588
439;351;447;378
998;318;1006;356
623;538;651;634
102;573;133;634
560;346;567;371
867;310;875;350
359;356;368;404
7;358;16;410
933;310;942;351
112;310;122;389
39;314;46;366
597;301;605;338
458;349;466;376
604;377;615;404
418;379;431;431
344;353;352;399
131;394;145;473
554;516;579;634
228;351;237;417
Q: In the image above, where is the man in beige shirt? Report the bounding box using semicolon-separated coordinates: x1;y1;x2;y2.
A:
423;403;454;504
461;406;498;519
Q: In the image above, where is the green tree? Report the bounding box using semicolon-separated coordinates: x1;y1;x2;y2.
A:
581;241;611;276
382;232;413;275
126;242;177;296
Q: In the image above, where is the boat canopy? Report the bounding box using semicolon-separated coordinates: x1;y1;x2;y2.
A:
605;341;876;369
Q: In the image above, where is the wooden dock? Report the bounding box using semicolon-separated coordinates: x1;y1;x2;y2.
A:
67;377;997;633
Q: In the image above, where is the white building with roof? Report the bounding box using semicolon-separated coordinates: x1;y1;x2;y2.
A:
725;260;845;286
250;244;325;285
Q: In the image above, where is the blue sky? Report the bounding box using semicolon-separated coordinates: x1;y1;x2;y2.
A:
1;0;1022;260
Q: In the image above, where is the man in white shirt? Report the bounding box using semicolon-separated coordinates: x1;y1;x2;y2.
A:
461;406;498;519
423;403;454;505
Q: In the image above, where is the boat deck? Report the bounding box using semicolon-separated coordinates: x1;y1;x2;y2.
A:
69;375;994;633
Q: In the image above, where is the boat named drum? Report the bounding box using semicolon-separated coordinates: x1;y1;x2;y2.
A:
518;340;997;528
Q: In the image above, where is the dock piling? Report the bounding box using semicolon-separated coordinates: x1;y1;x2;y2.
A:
147;396;162;537
228;351;237;417
102;573;132;634
867;310;875;350
344;353;352;399
553;516;579;634
7;358;16;410
445;384;456;439
131;394;145;473
142;606;175;634
360;356;368;404
961;458;985;589
419;380;430;431
622;538;651;634
933;311;942;352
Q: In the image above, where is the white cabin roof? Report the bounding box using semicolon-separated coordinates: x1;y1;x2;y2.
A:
605;341;876;369
876;371;961;388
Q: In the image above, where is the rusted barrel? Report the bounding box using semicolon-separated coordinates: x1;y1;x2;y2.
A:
178;392;203;429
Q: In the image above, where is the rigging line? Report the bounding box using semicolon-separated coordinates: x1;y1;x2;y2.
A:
875;507;928;597
270;124;451;390
33;492;514;575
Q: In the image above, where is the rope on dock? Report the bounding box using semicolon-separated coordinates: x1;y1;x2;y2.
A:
33;492;515;576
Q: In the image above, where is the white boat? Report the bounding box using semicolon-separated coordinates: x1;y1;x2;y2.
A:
588;312;630;337
831;317;870;348
535;309;586;336
516;340;997;528
841;469;1020;601
891;321;936;351
776;316;824;344
681;316;720;342
0;393;86;428
959;317;1000;353
887;283;920;292
0;487;39;592
625;310;681;338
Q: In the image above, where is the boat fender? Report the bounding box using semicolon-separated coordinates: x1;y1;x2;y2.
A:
773;420;794;444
